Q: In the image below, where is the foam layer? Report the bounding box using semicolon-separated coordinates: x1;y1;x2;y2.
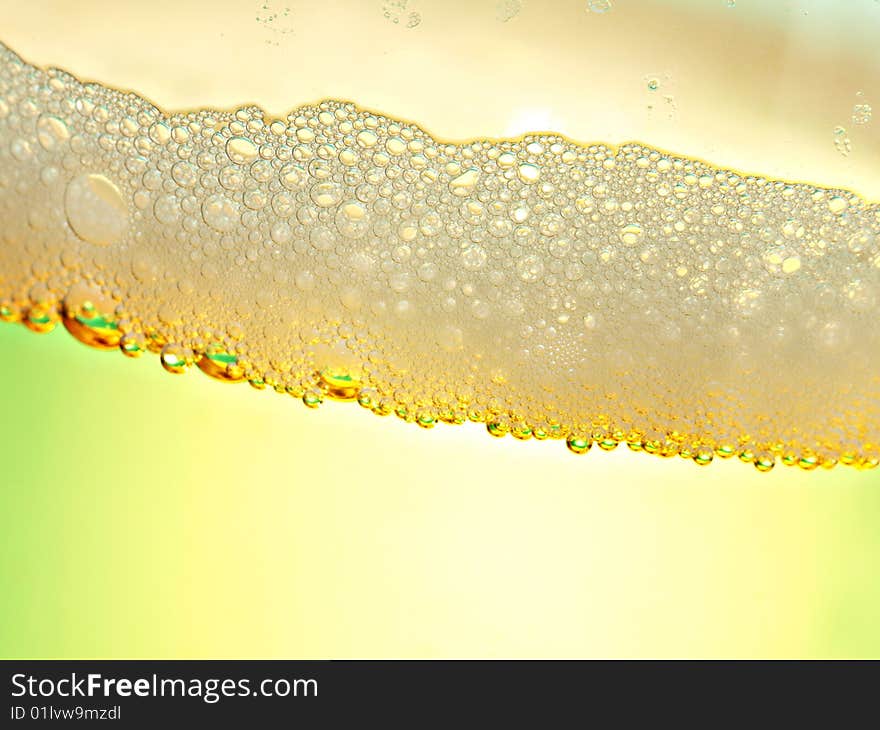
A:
0;41;878;470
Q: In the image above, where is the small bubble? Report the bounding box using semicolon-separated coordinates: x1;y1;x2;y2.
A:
461;244;488;270
154;194;181;225
449;168;480;196
202;193;239;231
517;163;540;184
496;0;522;22
828;195;848;215
35;114;70;151
335;200;370;238
160;344;192;374
171;160;197;188
385;137;406;155
119;332;146;358
382;0;420;27
517;254;544;282
310;181;343;208
566;436;592;454
852;100;872;126
302;389;323;408
256;2;294;45
619;223;644;246
832;126;852;156
356;130;378;148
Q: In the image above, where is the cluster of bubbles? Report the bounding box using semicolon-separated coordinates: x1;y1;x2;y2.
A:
833;126;853;157
256;2;294;47
382;0;421;28
587;1;612;14
0;41;878;471
496;0;522;23
852;92;873;126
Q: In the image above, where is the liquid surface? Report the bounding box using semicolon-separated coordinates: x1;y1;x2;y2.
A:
1;39;878;471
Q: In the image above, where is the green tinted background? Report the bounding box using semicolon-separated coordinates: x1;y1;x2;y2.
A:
2;325;879;658
1;0;879;658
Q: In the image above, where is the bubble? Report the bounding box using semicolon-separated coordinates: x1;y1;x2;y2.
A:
832;126;852;157
356;130;378;148
318;367;361;400
852;103;872;125
517;255;545;282
587;0;612;13
119;332;146;358
692;448;714;467
450;168;480;196
160;344;192;374
566;436;592;454
852;92;873;125
202;194;239;231
385;137;406;155
61;284;120;350
35;114;69;151
171;161;197;188
828;196;848;215
311;181;343;208
23;292;58;334
280;162;307;189
496;0;522;22
461;244;488;270
302;389;323;408
382;0;420;28
64;173;128;246
848;230;874;253
497;152;516;168
1;40;879;472
517;163;540;184
154;194;181;225
781;256;801;274
197;345;245;383
226;136;258;164
619;223;644;246
256;1;294;46
436;324;464;352
335;200;370;238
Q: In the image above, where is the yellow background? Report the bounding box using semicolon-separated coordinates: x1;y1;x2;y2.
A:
1;0;879;658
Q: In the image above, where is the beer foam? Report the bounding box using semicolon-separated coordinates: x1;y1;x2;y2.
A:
1;41;878;470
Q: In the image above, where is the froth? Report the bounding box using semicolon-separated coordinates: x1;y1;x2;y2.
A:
0;40;878;471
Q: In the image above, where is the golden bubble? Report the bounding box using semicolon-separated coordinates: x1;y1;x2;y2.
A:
317;367;361;401
60;284;120;350
197;345;246;383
